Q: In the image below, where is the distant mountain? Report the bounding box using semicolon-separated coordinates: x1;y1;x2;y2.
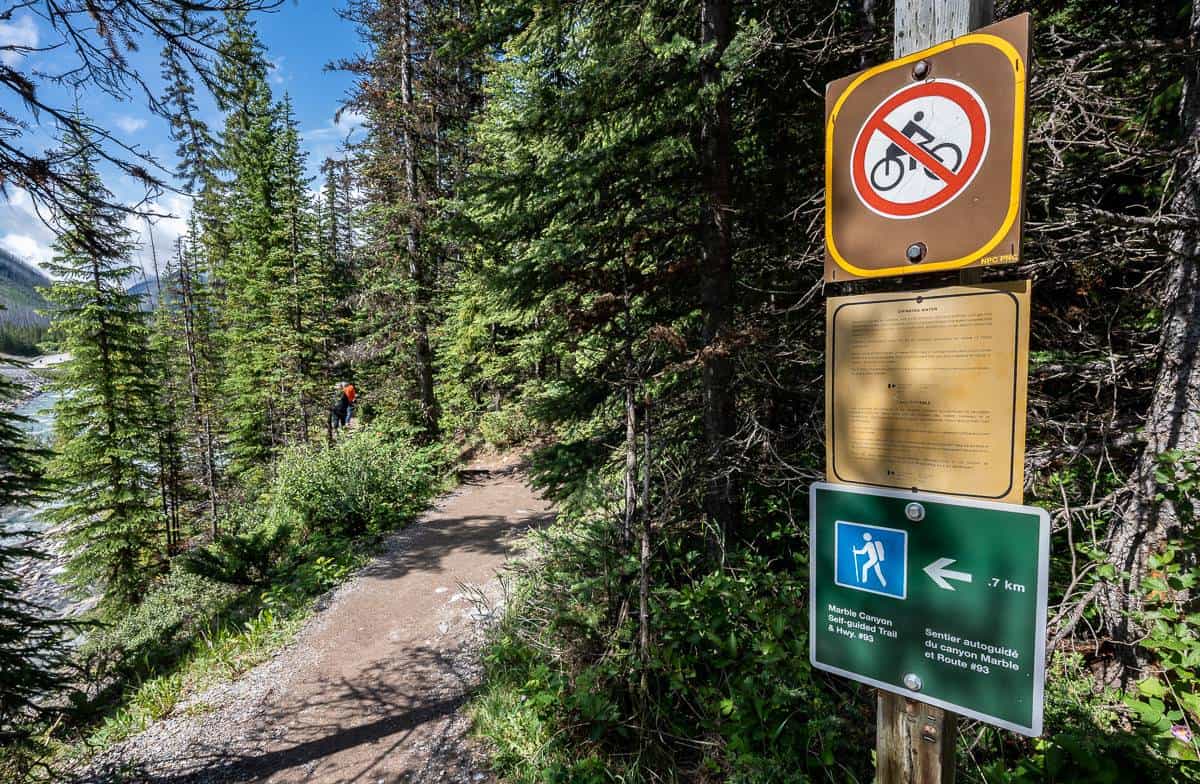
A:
0;247;50;315
0;248;50;355
127;278;161;312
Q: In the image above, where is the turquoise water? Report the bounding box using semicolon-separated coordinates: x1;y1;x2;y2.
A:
4;388;76;616
14;388;59;446
4;389;59;540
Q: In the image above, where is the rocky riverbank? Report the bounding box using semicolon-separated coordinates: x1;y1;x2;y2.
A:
0;352;64;412
10;521;96;619
2;354;90;622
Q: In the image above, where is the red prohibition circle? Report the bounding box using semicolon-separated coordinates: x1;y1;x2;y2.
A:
851;81;989;218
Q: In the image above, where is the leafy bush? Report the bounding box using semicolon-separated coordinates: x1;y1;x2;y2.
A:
472;508;864;783
479;404;537;449
81;570;237;682
65;431;450;764
269;430;448;537
180;523;293;586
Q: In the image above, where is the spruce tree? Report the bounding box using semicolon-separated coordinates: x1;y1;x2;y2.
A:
0;362;74;771
42;122;165;615
339;0;484;437
268;96;331;443
169;226;222;531
144;247;188;554
214;12;283;475
161;43;217;197
162;44;223;528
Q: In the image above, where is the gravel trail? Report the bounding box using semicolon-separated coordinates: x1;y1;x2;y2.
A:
82;457;550;783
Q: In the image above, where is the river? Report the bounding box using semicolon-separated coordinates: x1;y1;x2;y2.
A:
1;357;88;618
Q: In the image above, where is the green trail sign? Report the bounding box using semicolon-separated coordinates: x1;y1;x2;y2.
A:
809;482;1049;736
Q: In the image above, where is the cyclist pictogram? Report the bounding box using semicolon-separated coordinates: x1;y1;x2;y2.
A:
851;80;989;219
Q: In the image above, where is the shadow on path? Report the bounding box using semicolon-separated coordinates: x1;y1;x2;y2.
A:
79;466;552;784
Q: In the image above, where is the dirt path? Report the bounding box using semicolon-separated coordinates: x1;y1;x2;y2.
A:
84;459;550;783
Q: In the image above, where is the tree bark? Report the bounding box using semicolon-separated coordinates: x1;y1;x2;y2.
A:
624;384;637;547
1102;5;1200;663
699;0;738;549
640;391;652;666
893;0;993;57
859;0;877;68
400;0;440;439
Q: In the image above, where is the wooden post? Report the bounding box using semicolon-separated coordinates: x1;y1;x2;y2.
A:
893;0;993;59
876;691;958;784
876;2;993;782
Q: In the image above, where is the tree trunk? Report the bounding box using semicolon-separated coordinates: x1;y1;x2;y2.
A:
290;193;309;443
699;0;738;550
1103;5;1200;665
624;384;637;546
401;0;440;439
640;391;652;667
859;0;877;67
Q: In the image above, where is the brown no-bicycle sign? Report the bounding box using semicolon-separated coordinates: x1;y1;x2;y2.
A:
825;14;1030;282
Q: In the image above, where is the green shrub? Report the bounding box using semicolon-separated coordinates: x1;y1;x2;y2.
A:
472;510;863;783
62;431;450;766
269;430;448;538
81;570;237;682
479;404;536;449
180;523;293;586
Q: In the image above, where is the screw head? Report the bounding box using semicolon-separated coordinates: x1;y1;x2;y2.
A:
906;242;927;263
905;502;925;522
913;60;931;80
904;672;923;691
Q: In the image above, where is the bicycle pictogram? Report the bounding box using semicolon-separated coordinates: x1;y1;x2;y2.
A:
850;80;990;219
867;111;964;193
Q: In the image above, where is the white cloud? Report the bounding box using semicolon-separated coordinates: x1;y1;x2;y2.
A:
338;110;366;129
0;187;194;283
270;56;288;85
0;188;55;272
302;111;366;175
304;110;366;142
114;115;147;134
0;15;38;67
126;195;192;280
0;233;50;266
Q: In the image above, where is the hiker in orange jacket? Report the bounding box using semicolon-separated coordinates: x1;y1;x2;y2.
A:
344;382;357;426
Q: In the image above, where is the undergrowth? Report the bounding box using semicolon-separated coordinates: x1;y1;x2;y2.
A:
470;477;1199;783
9;431;452;780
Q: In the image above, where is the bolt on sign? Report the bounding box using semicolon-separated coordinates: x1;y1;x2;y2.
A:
825;281;1031;504
809;482;1049;736
824;14;1031;282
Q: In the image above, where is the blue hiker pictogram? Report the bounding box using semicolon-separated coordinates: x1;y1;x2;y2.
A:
835;521;908;599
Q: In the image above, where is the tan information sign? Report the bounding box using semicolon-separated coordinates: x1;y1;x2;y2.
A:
825;282;1030;503
824;14;1030;282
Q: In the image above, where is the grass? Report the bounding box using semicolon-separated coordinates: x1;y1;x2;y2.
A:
82;598;311;752
39;434;458;777
470;675;584;782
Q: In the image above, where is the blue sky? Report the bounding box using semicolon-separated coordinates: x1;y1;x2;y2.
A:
0;2;365;276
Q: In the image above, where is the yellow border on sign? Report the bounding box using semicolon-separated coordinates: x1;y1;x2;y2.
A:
826;33;1026;278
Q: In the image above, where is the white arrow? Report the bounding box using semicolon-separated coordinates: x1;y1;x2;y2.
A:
924;558;973;591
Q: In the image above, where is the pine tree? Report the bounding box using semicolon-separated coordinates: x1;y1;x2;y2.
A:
268;96;331;444
214;12;284;475
171;225;222;531
319;156;356;351
144;236;188;554
0;361;74;771
162;44;223;528
161;43;217;197
339;0;484;438
43;122;165;615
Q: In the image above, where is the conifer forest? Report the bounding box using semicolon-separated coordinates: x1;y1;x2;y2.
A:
0;0;1199;781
